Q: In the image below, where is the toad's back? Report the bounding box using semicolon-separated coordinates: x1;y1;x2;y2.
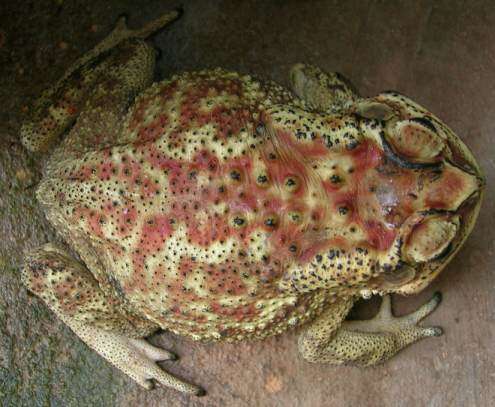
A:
39;70;329;340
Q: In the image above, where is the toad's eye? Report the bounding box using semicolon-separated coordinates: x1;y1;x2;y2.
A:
356;100;446;169
383;117;445;167
402;214;459;263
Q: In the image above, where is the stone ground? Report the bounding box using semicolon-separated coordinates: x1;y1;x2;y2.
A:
0;0;494;406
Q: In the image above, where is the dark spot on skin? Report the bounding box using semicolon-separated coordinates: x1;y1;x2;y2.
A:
285;177;296;187
264;216;278;227
233;216;245;226
347;139;359;150
230;170;241;180
289;212;301;222
338;206;349;215
257;174;268;184
330;174;342;184
289;244;298;252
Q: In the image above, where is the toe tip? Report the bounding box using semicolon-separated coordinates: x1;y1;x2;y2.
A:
432;291;442;304
431;326;444;337
116;13;129;23
175;6;184;18
143;379;155;390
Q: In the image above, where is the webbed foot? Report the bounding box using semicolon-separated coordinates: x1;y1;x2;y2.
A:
84;331;204;395
299;293;443;366
345;293;443;341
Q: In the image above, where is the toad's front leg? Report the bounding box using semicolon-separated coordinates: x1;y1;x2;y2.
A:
299;294;443;365
22;244;204;395
289;63;358;112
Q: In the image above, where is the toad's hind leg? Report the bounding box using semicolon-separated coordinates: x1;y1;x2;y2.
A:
299;294;443;365
20;10;181;155
22;244;203;395
289;63;358;112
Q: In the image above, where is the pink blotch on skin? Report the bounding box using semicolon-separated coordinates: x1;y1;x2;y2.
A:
139;215;174;254
364;220;397;251
349;139;383;171
116;206;137;237
140;176;160;199
98;161;115;181
75;207;105;238
127;80;178;132
425;168;466;210
119;155;142;186
137;113;169;143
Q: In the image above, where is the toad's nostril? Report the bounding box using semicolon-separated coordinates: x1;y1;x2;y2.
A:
476;174;486;189
424;162;480;212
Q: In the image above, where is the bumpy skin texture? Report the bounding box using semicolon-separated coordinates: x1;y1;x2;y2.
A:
21;11;484;395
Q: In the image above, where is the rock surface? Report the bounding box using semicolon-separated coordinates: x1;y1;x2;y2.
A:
0;1;493;406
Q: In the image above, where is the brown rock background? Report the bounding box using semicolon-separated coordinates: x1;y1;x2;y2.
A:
0;1;493;406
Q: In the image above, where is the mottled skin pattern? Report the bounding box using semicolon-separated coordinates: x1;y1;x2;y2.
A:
20;11;484;396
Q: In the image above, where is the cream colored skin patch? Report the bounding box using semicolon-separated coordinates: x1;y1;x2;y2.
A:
21;11;484;395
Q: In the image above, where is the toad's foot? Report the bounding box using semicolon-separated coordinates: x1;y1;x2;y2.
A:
64;320;204;395
22;243;204;395
299;293;443;365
